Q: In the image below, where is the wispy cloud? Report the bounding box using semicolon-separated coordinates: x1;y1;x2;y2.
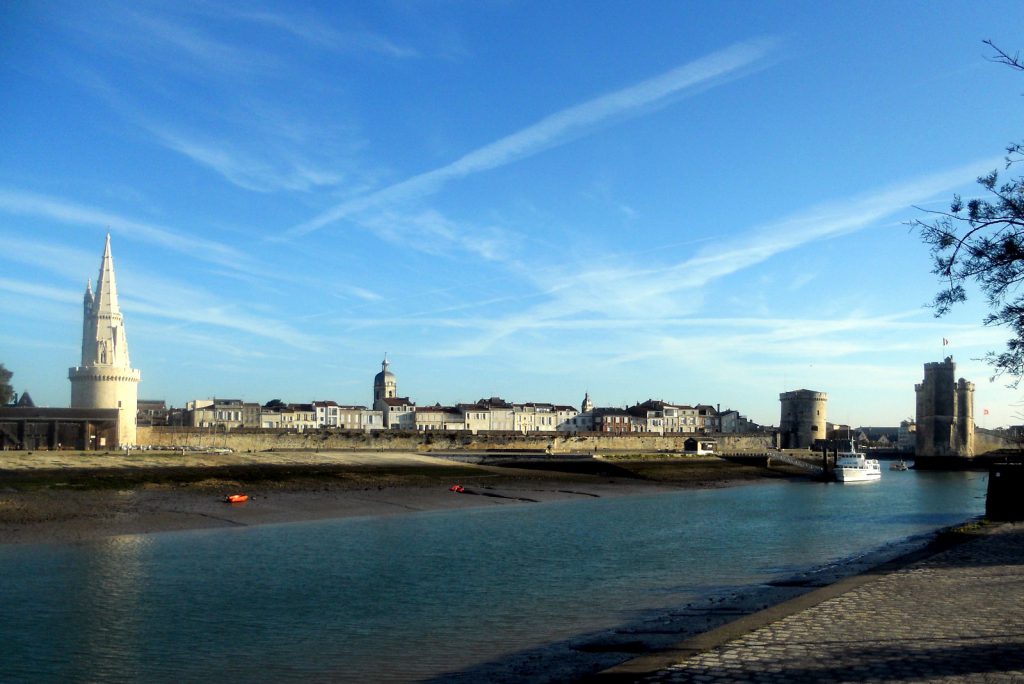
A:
55;4;276;81
0;188;255;273
0;243;325;352
663;160;1004;289
287;38;782;238
414;160;1004;356
231;9;418;59
0;277;80;304
356;209;519;263
124;297;323;352
126;9;270;75
148;127;346;193
0;236;94;280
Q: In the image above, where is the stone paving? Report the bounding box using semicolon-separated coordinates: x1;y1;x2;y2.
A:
605;523;1024;683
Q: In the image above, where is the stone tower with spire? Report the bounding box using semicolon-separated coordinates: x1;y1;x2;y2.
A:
69;234;141;446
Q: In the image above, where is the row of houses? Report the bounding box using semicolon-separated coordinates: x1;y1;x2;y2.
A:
154;395;762;435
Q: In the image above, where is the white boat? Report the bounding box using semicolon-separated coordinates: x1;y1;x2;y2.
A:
833;443;882;483
890;460;909;471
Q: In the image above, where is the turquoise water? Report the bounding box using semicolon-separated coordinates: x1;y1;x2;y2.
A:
0;470;986;682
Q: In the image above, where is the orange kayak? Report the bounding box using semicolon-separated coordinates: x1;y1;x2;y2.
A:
225;494;249;503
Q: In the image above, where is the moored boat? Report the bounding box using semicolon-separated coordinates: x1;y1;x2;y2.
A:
225;494;249;503
890;460;909;471
833;443;881;483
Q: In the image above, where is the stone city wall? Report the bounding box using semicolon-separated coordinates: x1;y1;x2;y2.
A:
138;426;775;454
975;428;1018;455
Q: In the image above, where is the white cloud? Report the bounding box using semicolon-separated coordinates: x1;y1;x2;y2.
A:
148;127;346;193
408;161;1004;356
356;209;519;263
124;297;322;352
287;38;781;237
0;188;255;274
0;278;79;304
231;9;419;59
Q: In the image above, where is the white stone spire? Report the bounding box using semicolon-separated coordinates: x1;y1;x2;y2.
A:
70;234;141;446
81;233;132;368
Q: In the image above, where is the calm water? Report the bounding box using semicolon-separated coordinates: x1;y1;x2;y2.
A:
0;470;986;682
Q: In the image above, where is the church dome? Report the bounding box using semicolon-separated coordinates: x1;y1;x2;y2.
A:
375;357;395;382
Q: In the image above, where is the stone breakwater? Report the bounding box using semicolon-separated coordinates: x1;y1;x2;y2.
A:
137;426;775;455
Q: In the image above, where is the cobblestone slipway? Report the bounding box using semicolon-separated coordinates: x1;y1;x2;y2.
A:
600;523;1024;683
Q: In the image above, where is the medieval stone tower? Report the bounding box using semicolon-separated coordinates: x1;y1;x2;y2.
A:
69;234;141;446
915;356;974;458
779;389;827;449
373;356;397;411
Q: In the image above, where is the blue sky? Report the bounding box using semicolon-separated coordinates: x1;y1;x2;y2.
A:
2;1;1024;428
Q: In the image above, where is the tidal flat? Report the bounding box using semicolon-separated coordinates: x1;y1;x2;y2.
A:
0;450;808;545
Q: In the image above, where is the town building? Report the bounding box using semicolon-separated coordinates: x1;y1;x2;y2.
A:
898;420;916;453
512;402;577;433
593;407;634;433
561;394;600;433
719;409;759;434
68;234;141;446
459;397;515;432
415;405;463;431
186;399;261;429
695;405;721;433
381;397;416;429
137;399;169;427
313;401;383;431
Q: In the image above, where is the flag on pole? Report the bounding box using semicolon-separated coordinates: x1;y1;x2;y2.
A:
942;338;949;346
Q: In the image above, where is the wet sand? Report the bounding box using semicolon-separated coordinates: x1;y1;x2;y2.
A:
0;450;805;545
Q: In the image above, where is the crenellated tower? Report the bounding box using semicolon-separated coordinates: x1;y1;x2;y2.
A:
915;356;974;458
779;389;828;449
69;234;141;446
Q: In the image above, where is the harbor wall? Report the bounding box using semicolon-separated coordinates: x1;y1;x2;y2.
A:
137;426;775;454
975;427;1018;454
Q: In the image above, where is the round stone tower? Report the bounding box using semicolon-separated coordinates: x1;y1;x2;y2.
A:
779;389;827;449
69;234;141;446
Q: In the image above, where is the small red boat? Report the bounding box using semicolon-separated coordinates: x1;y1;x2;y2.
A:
449;484;465;493
225;494;249;503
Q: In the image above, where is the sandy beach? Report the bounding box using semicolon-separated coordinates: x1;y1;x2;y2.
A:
0;449;804;545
